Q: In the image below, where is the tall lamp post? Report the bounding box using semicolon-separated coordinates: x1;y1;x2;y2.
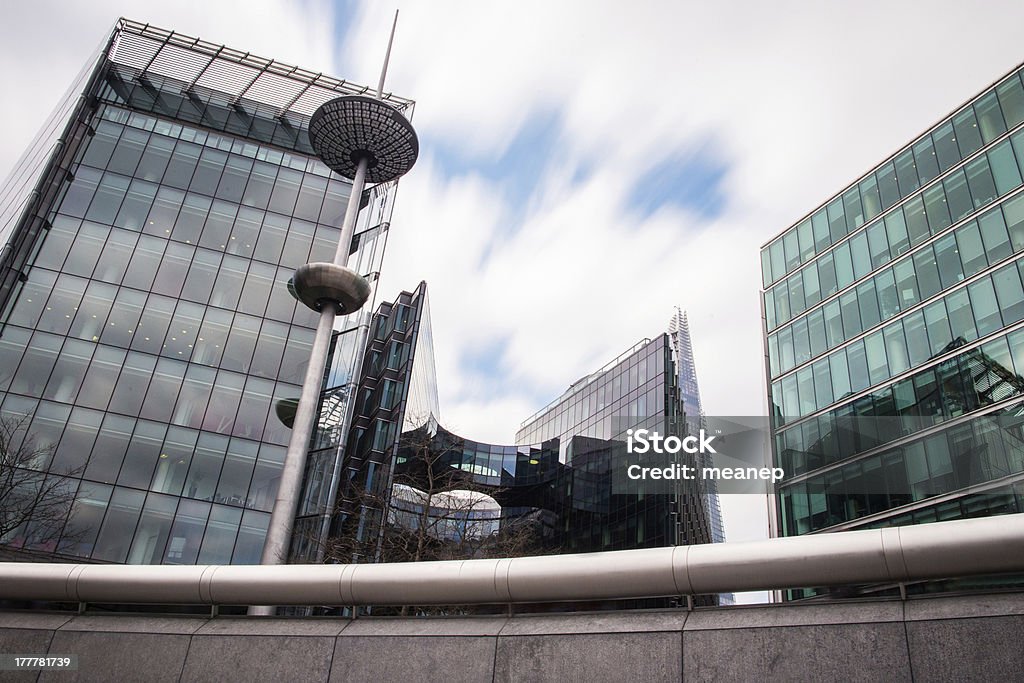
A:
252;14;418;612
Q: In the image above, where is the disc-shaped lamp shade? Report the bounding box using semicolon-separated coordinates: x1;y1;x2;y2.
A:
308;95;419;183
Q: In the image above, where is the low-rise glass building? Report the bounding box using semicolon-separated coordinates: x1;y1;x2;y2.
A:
762;62;1024;543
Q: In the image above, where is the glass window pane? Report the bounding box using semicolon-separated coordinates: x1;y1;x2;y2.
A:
203;371;245;433
988;140;1023;195
280;218;315;268
827;198;847;242
932;121;960;172
802;262;821;307
232;510;269;564
912;136;940;185
122;235;167;291
237;262;275;317
197;505;242;564
933;234;963;289
943;170;973;224
993;262;1024;325
856;280;881;331
923;184;950;234
840;290;861;338
69;281;116;342
894;149;920;196
968;277;1001;337
912;248;942;301
216;439;258;505
860;176;881;222
953;108;983;158
945;288;977;343
209;255;248;310
85;173;130;225
189;148;227;195
216;155;254;203
163;140;201;189
884;323;910;376
823;300;843;349
241;161;277;210
877;162;900;209
63;222;108;278
81;120;122;169
834;242;854;289
876;268;899;320
107;127;149;176
884;209;910;257
127;492;178;564
227;206;262;258
164;499;211;564
864;331;889;386
847;341;869;393
975;92;1007;143
979;208;1012;262
817;252;837;298
955;221;987;277
184;433;227;502
866;222;889;269
42;338;95;404
268;167;302;216
135;134;174;183
923;299;953;356
903;311;930;366
768;240;785;285
92;488;146;563
170;193;211;245
140;358;187;422
996;74;1024;128
966;156;998;209
904;198;930;246
850;232;871;279
130;294;176;355
811;210;830;252
193;308;233;367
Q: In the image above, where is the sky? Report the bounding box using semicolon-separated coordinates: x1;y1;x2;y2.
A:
3;1;1024;577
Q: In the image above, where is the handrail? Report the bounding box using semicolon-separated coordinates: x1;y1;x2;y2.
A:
1;514;1022;607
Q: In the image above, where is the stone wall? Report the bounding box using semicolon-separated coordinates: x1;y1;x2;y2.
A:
0;593;1022;682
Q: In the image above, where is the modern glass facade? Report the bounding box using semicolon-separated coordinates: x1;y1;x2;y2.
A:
762;63;1024;539
0;20;409;564
297;282;713;568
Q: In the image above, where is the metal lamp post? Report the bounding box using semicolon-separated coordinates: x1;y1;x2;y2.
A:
252;13;418;613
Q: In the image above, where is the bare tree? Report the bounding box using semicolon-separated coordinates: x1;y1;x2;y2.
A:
0;417;80;554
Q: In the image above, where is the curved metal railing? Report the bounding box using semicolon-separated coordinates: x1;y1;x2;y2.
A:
1;514;1022;607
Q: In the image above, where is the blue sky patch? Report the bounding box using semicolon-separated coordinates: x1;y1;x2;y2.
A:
430;110;564;210
628;148;730;221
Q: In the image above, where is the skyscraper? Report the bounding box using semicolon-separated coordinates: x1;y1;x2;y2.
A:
0;19;409;564
762;63;1024;545
668;307;725;546
668;308;730;604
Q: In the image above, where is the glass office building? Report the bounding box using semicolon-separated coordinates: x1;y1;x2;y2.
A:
299;282;713;567
762;63;1024;540
0;20;409;564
